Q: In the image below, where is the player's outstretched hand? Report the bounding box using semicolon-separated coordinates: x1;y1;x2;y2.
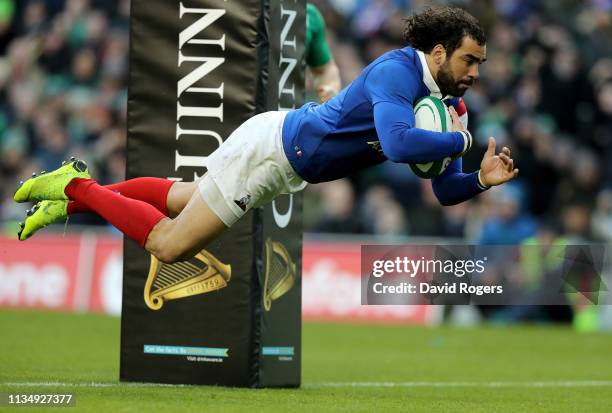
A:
479;137;519;187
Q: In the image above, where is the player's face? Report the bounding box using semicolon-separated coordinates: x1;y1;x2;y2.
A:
437;36;486;97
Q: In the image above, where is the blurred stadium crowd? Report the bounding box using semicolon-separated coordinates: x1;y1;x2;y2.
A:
0;0;129;227
0;0;611;243
305;0;612;245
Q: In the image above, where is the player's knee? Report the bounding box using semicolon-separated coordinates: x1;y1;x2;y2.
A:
155;245;185;264
147;223;185;264
153;235;196;264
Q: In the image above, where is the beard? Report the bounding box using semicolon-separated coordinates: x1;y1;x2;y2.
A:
437;62;472;97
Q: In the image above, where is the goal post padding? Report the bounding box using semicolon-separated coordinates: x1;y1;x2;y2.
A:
120;0;305;387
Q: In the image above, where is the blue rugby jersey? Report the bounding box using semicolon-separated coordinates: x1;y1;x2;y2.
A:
281;46;488;205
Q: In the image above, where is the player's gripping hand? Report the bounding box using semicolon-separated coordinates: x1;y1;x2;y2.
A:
317;85;339;103
478;137;519;187
450;106;472;158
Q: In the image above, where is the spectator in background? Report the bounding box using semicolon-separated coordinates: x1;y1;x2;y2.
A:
360;184;408;235
477;183;538;245
313;179;362;234
560;203;593;242
591;188;612;241
595;80;612;181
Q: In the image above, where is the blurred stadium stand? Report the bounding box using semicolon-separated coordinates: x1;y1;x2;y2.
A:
304;0;612;244
0;0;130;230
0;0;611;243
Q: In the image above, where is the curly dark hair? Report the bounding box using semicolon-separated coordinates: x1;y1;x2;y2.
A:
403;7;486;55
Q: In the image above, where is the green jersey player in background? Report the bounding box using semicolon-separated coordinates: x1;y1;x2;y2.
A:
306;3;341;102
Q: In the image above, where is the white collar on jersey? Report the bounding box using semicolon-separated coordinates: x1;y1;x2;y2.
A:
416;49;449;100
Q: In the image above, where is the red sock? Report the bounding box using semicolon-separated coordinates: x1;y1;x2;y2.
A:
67;177;174;216
65;178;166;247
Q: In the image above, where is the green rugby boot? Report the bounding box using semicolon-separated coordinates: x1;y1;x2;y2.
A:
14;158;90;203
17;200;69;241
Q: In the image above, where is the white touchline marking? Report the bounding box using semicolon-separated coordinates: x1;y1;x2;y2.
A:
1;381;612;388
306;381;612;388
0;382;190;388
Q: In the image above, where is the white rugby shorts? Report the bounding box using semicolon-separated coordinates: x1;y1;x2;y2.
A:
198;110;307;227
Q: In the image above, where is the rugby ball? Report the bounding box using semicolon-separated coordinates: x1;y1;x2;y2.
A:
408;96;454;179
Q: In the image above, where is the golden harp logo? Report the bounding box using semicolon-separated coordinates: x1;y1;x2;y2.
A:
144;250;231;310
263;238;296;311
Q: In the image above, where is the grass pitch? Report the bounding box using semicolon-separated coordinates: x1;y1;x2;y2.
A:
1;310;611;412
